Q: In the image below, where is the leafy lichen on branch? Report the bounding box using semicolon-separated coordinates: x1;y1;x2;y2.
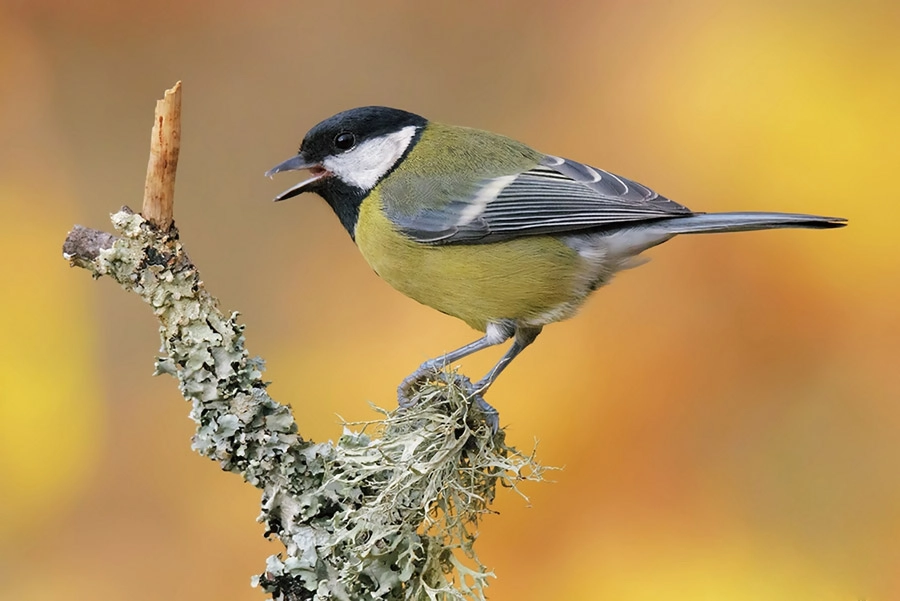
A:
63;209;548;601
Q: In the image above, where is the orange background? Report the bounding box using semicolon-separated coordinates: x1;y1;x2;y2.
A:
1;1;898;599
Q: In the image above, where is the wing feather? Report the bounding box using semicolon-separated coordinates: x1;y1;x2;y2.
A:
393;154;695;244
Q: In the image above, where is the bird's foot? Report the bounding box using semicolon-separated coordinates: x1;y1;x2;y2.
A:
397;367;436;409
470;393;500;434
397;368;500;433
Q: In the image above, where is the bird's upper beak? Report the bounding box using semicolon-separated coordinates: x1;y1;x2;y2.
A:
265;153;330;201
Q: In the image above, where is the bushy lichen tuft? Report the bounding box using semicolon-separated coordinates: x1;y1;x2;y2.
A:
256;380;546;601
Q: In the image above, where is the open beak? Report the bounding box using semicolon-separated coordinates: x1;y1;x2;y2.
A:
265;154;329;202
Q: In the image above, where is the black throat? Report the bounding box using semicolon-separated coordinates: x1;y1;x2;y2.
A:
317;179;368;240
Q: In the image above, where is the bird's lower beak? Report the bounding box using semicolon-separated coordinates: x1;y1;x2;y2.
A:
265;154;330;201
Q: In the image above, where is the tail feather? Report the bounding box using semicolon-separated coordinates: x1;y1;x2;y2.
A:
657;211;847;235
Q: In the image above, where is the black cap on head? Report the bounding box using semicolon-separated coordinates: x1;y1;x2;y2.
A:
299;106;427;164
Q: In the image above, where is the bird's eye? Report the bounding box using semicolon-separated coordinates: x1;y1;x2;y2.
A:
334;132;356;151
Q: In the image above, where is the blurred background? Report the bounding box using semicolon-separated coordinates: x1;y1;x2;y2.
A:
1;0;898;599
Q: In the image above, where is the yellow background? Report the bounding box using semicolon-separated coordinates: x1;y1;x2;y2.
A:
1;1;898;599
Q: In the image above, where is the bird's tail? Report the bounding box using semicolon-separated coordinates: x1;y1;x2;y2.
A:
657;211;847;235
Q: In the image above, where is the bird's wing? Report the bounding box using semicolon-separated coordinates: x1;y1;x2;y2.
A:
390;155;696;244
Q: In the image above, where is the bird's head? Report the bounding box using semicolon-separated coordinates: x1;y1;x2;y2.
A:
266;106;427;201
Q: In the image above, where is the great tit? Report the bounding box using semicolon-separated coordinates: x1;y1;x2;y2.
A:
266;106;846;426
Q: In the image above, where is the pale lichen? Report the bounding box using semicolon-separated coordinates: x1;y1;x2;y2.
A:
67;209;548;601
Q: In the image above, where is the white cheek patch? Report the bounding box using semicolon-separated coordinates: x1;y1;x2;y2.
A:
322;125;418;190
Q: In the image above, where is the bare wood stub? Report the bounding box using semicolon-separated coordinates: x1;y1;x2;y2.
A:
142;81;182;231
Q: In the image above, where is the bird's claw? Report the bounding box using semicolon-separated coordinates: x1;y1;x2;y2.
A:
397;369;500;433
471;393;500;434
397;368;435;409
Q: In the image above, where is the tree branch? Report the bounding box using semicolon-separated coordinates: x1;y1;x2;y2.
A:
61;84;546;601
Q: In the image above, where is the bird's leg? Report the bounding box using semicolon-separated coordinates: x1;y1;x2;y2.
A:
451;326;542;433
472;325;543;396
397;321;515;408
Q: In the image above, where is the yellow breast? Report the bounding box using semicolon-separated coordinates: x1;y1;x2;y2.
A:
354;189;586;332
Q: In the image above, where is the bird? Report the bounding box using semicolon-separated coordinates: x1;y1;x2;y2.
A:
266;106;846;429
